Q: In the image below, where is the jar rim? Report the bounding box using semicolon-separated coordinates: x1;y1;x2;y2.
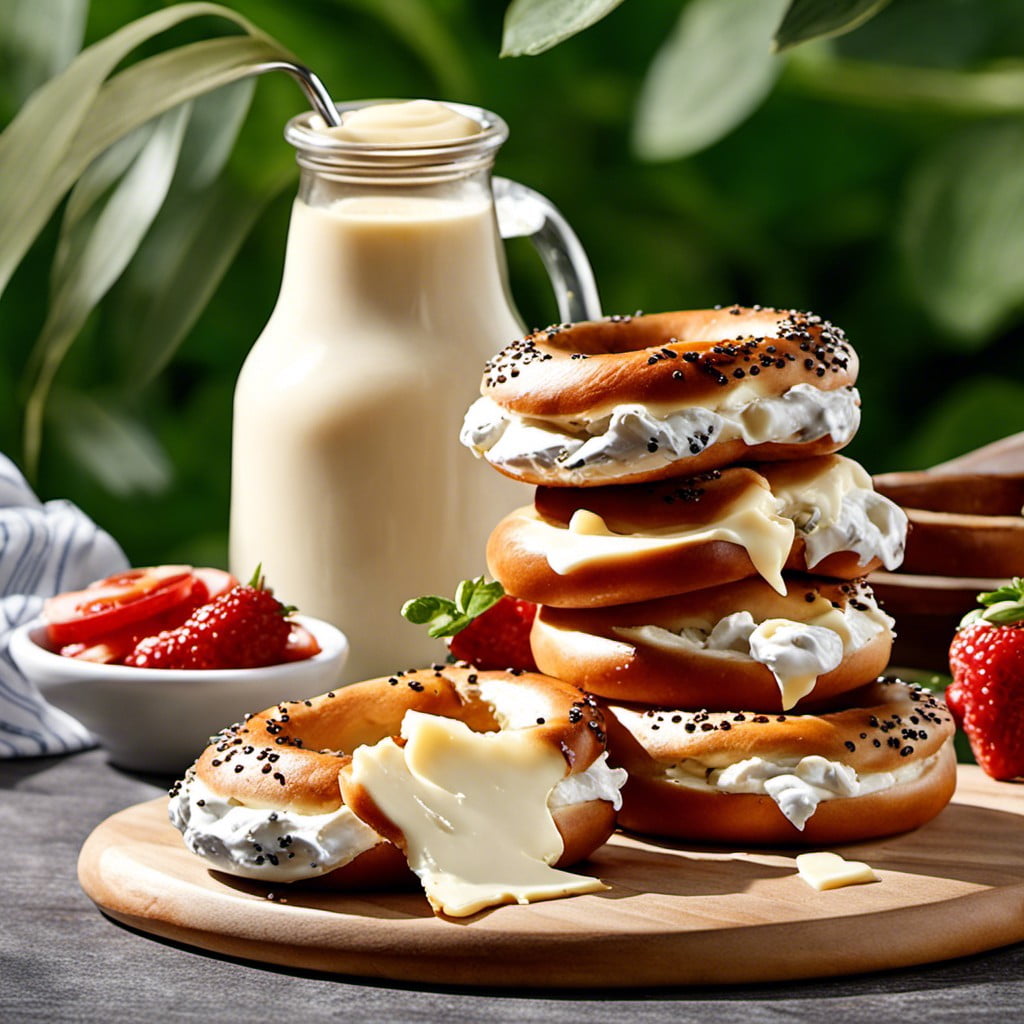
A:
284;99;509;167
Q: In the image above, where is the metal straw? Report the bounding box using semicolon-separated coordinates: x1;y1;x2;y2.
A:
251;60;342;127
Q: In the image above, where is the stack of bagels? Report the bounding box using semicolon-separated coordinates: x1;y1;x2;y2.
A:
462;306;958;845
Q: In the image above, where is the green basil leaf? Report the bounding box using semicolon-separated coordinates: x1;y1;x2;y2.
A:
633;0;788;162
774;0;892;51
501;0;626;58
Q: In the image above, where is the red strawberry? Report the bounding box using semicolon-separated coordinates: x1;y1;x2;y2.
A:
401;577;538;672
124;571;293;670
948;578;1024;780
447;596;538;672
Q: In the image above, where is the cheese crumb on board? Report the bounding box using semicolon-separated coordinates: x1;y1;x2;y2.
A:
796;851;878;891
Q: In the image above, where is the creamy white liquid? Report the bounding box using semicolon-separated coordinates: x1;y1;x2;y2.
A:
323;99;480;143
230;189;526;681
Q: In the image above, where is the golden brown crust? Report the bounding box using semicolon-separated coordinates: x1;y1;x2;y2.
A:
531;577;892;710
194;666;608;816
603;679;954;774
481;308;858;418
613;742;957;845
488;459;887;607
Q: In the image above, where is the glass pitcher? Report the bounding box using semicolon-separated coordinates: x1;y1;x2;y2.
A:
229;100;601;682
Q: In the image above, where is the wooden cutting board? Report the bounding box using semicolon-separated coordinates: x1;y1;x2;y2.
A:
78;766;1024;988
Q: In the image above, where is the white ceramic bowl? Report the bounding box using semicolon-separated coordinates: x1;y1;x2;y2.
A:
9;615;349;775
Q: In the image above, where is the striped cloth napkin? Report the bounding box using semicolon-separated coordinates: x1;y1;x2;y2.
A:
0;454;128;758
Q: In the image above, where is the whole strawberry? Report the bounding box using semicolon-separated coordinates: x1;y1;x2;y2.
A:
948;578;1024;780
402;577;538;672
125;569;293;670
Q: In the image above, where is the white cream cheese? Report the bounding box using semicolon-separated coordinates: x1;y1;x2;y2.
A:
168;774;381;882
665;750;939;830
461;383;861;484
348;711;609;917
614;595;893;710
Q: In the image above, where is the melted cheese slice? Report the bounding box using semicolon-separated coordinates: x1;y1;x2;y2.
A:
796;851;878;891
519;486;795;595
348;711;607;917
761;455;870;527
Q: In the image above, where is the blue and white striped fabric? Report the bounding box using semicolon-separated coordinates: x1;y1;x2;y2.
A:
0;454;128;758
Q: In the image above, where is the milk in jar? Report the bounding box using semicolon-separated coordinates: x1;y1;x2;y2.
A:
230;101;531;680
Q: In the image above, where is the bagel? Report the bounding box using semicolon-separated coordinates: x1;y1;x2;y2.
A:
169;666;625;914
532;576;894;711
487;455;906;607
460;307;860;487
603;678;956;845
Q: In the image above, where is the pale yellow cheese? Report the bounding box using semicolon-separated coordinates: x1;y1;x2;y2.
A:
348;711;607;917
796;851;878;891
761;455;870;530
518;484;795;595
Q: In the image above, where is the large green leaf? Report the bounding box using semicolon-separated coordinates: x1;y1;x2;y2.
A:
501;0;626;57
23;105;191;476
903;377;1024;470
0;0;89;106
901;120;1024;344
774;0;892;51
120;168;293;388
50;390;173;498
0;2;288;300
633;0;789;161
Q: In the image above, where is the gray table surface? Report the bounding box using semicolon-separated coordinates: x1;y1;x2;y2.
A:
1;746;1022;1024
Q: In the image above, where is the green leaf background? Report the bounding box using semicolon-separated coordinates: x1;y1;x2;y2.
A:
1;0;1023;573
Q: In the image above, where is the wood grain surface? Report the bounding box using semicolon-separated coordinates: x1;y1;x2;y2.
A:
77;766;1024;988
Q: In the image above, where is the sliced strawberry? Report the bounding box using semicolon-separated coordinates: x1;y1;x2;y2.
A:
282;622;322;662
45;565;195;646
124;575;295;670
447;596;538;672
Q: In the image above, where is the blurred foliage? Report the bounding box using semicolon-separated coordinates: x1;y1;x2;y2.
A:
1;0;1024;569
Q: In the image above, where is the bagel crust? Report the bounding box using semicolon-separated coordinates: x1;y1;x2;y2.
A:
603;678;956;845
531;576;894;711
461;307;860;486
169;666;620;889
488;456;906;607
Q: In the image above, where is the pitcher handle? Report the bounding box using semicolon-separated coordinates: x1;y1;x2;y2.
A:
493;177;602;324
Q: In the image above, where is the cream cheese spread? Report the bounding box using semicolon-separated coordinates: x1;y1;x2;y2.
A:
665;749;940;830
168;743;626;884
461;383;861;484
168;774;381;882
614;595;893;709
764;456;907;571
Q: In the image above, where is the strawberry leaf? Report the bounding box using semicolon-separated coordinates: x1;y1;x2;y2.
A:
402;577;506;639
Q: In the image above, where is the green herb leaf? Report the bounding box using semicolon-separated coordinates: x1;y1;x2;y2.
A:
501;0;625;58
774;0;892;52
633;0;788;162
402;577;506;639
